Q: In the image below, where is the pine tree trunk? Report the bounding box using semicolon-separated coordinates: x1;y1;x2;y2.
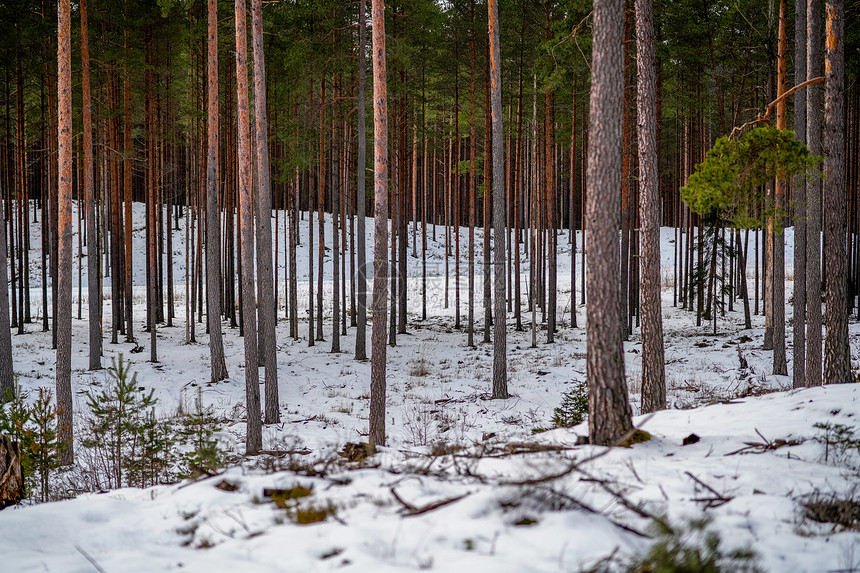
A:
331;120;341;353
636;0;665;413
235;0;262;454
792;0;807;388
146;29;158;363
206;0;229;382
355;0;368;361
81;0;100;371
123;31;134;343
823;0;851;384
806;0;823;386
369;0;389;448
489;0;507;399
587;0;634;446
252;0;279;422
317;80;326;342
0;188;12;399
56;0;75;465
771;0;788;376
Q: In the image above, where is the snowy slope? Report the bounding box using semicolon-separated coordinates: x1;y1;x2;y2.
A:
1;202;858;571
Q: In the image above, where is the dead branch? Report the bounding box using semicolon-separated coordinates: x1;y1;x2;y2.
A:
685;471;733;509
729;76;824;139
390;487;471;517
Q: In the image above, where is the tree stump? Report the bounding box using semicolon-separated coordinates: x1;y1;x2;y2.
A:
0;435;23;508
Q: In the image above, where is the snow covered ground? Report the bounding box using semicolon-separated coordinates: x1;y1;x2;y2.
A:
1;202;859;572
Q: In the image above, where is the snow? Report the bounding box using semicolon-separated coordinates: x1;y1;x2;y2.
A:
1;202;859;572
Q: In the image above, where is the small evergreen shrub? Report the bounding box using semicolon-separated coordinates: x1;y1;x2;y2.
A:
81;355;163;489
553;381;588;428
0;385;60;502
177;389;225;478
632;518;761;573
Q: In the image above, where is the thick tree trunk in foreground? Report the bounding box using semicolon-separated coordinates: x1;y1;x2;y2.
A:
369;0;389;448
635;0;665;413
488;0;507;399
586;0;633;446
252;0;279;422
56;0;74;465
822;0;851;384
236;0;262;454
206;0;228;383
0;435;23;508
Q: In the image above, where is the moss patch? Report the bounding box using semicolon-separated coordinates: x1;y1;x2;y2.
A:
618;429;652;448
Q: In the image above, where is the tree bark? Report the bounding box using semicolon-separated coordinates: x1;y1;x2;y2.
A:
771;0;788;376
0;435;23;508
369;0;389;448
355;0;368;361
587;0;634;446
488;0;507;399
236;0;262;454
635;0;665;413
252;0;279;422
123;31;134;343
806;0;823;386
206;0;229;383
822;0;851;384
81;0;100;371
56;0;74;465
792;0;807;388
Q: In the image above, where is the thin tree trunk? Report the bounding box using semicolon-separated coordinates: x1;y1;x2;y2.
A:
806;0;823;386
489;0;507;399
792;0;807;388
771;0;788;376
82;0;100;370
146;29;158;362
331;119;341;353
123;30;134;343
355;0;368;360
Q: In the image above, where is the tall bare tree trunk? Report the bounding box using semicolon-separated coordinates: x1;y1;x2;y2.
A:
0;203;11;399
369;0;389;448
488;0;507;399
206;0;229;382
636;0;665;413
56;0;74;465
772;0;788;376
355;0;368;361
823;0;851;384
123;29;134;343
806;0;823;386
332;119;341;353
146;30;158;363
792;0;807;388
236;0;262;454
467;0;476;347
587;0;634;446
252;0;279;422
82;0;100;371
